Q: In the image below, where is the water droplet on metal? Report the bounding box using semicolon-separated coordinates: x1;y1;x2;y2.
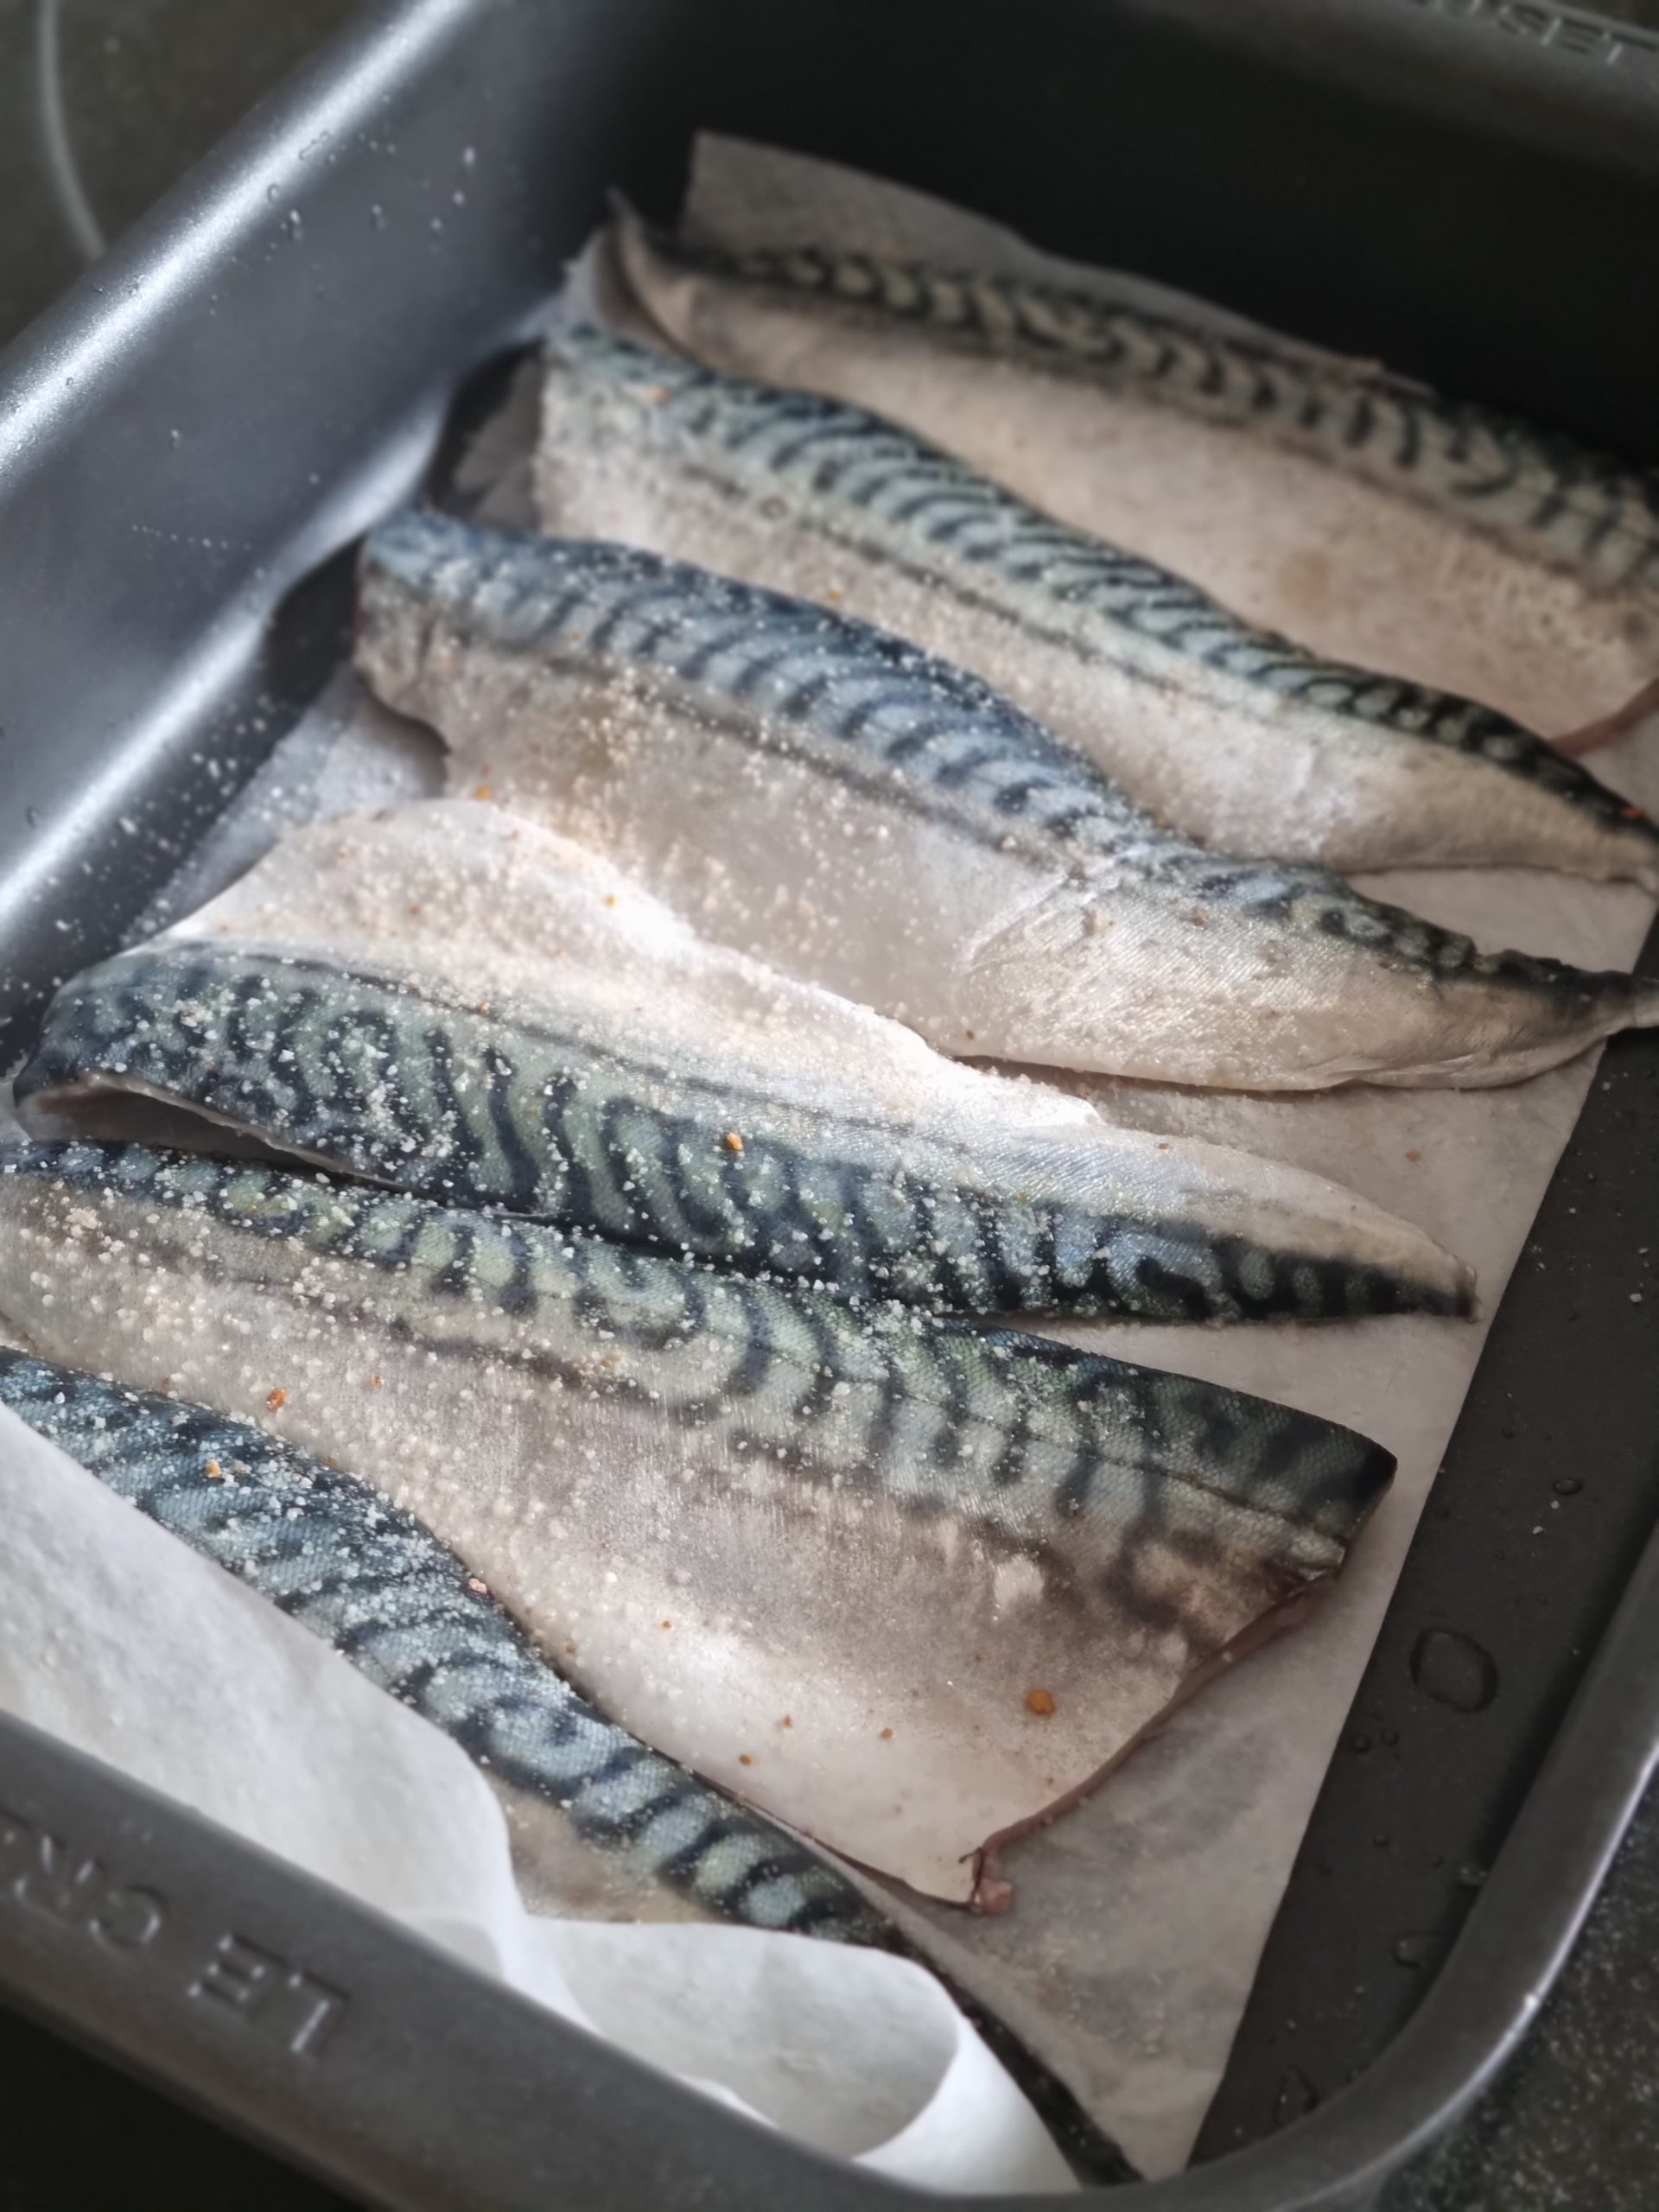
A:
265;182;279;203
1410;1627;1498;1713
369;202;387;231
1273;2069;1318;2127
1349;1730;1372;1753
26;804;41;827
1380;1724;1400;1746
1456;1861;1488;1891
1553;1475;1584;1497
1393;1931;1434;1969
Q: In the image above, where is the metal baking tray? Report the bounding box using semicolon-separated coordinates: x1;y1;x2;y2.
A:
2;2;1656;2203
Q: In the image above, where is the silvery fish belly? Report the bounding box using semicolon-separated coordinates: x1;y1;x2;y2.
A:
14;801;1472;1323
609;191;1659;741
354;512;1659;1090
0;1348;886;1939
0;1143;1394;1906
535;325;1659;891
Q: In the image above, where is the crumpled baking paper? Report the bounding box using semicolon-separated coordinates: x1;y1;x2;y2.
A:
0;1402;1075;2195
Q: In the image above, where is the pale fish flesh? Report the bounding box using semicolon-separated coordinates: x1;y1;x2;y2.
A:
15;802;1472;1322
609;166;1659;740
534;324;1659;890
354;512;1659;1090
0;1142;1395;1907
0;1349;1135;2182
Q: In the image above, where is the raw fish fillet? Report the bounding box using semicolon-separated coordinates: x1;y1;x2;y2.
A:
0;1142;1393;1907
607;138;1659;741
355;512;1659;1090
16;802;1473;1323
535;325;1658;889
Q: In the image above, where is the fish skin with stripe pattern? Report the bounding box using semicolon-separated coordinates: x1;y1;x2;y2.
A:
14;801;1474;1324
0;1348;882;1938
0;1141;1394;1906
533;323;1659;892
0;1348;1137;2183
354;512;1659;1090
610;177;1659;739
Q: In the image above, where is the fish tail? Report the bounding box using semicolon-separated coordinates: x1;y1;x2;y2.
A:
1426;963;1659;1090
1052;1210;1477;1325
1576;966;1659;1044
1491;715;1659;892
1392;1252;1478;1322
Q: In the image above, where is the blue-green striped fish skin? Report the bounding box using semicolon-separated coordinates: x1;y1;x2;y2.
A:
0;1138;1393;1914
0;1344;1139;2182
0;1346;883;1942
611;194;1659;736
534;323;1659;893
0;1141;1395;1566
14;936;1476;1324
355;510;1659;1090
621;221;1659;594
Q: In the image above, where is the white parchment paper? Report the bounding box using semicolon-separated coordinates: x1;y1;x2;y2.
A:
0;1403;1074;2195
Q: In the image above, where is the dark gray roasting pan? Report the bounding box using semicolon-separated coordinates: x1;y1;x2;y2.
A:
2;3;1656;2203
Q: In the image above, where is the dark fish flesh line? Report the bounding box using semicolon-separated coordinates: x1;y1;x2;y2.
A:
0;1141;1394;1910
354;511;1659;1090
608;167;1659;741
0;1347;1137;2183
534;324;1659;893
14;801;1474;1323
